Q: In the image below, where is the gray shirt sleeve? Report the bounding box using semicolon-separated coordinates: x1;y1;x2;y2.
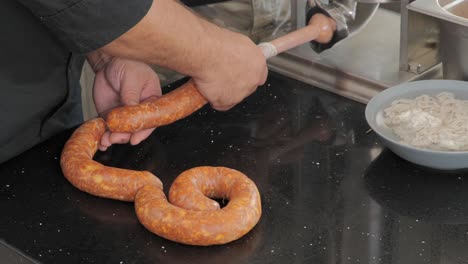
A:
16;0;153;53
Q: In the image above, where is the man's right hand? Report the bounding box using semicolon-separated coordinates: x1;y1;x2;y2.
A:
193;29;268;111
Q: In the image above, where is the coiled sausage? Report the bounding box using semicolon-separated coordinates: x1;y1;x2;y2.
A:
136;167;261;245
61;118;261;246
61;118;162;202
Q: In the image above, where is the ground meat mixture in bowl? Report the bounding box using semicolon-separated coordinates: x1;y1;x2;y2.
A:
365;80;468;170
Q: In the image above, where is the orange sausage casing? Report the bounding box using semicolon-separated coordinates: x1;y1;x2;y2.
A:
106;80;207;133
61;119;262;246
60;118;163;201
135;167;262;246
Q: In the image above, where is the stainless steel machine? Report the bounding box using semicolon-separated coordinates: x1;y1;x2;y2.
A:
266;0;443;103
194;0;468;103
408;0;468;81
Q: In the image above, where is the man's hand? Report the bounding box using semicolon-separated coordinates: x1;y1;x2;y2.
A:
193;29;268;111
99;0;267;112
87;53;162;151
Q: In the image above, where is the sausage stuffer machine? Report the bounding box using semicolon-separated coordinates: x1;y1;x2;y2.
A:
195;0;459;103
263;0;447;104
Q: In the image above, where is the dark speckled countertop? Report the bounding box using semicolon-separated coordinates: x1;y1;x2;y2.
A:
1;72;468;264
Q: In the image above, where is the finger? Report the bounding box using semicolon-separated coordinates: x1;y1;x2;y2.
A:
140;72;162;100
213;82;260;111
130;128;156;145
258;64;268;86
98;145;108;152
109;132;132;145
119;68;147;106
99;131;112;151
212;103;235;112
121;64;162;106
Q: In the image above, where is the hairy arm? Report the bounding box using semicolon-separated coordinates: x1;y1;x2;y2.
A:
93;0;267;110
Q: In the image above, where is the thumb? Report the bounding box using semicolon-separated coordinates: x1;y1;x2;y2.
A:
120;67;161;106
117;62;149;106
104;58;145;106
120;77;144;106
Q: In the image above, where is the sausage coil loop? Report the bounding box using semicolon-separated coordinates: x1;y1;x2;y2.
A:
61;81;262;246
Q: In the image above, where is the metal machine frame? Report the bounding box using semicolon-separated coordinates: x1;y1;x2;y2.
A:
265;0;443;103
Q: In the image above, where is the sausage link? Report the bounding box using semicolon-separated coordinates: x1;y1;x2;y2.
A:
135;167;262;246
106;80;207;133
60;118;163;201
61;102;262;246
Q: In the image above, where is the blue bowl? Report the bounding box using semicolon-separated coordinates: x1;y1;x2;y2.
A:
365;80;468;170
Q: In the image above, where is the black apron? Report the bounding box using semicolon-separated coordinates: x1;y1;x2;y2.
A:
0;0;151;163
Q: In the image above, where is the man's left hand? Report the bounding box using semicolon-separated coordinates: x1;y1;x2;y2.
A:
90;56;162;151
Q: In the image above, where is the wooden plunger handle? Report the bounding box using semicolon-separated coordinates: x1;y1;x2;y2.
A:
258;13;337;58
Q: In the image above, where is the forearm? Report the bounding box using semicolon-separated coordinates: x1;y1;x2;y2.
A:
97;0;226;81
91;0;267;111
